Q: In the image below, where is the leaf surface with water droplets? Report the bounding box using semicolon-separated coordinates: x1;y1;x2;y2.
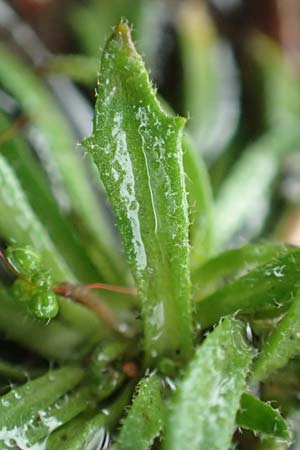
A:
164;317;252;450
236;393;291;441
83;23;193;363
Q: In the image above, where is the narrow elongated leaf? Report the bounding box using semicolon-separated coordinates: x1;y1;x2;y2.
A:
0;154;72;282
192;244;288;299
0;112;100;283
84;23;193;363
0;42;124;284
164;318;253;450
215;128;300;248
46;386;131;450
254;287;300;381
45;54;98;86
26;386;92;445
195;249;300;329
237;393;291;441
0;359;38;382
0;367;83;436
183;134;215;268
117;374;165;450
0;283;103;361
178;1;239;159
250;34;300;128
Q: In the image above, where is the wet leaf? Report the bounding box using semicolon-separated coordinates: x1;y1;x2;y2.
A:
254;287;300;381
195;248;300;329
0;112;101;283
0;154;72;282
117;374;165;450
0;367;83;437
0;42;124;284
192;244;288;299
83;23;193;363
46;386;131;450
237;393;291;441
164;318;253;450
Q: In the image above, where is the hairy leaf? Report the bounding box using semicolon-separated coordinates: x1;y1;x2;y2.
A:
192;244;288;299
195;248;300;329
0;367;83;436
84;23;193;363
254;287;300;381
183;134;215;268
237;393;291;441
46;386;130;450
164;318;252;450
117;374;165;450
26;386;92;445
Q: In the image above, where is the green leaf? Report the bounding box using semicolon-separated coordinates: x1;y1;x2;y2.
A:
164;317;253;450
0;359;39;382
215;128;300;248
0;367;83;436
0;154;72;282
254;287;300;381
26;386;92;446
0;112;101;283
46;386;131;450
0;283;103;361
183;134;215;268
0;42;124;284
117;374;165;450
45;54;99;86
237;393;291;441
178;1;239;159
83;23;193;363
195;248;300;329
192;244;288;300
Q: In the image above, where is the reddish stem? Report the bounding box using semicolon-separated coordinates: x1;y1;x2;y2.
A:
85;283;138;296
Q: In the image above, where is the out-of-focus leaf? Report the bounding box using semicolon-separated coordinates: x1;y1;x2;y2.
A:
117;374;165;450
237;393;291;441
250;34;300;128
69;0;139;57
194;248;300;329
0;359;38;382
0;42;124;284
178;1;239;160
0;154;72;282
215;128;300;249
164;318;252;450
83;23;193;363
45;55;98;86
183;134;215;268
0;283;104;361
254;287;300;382
0;113;100;283
192;244;288;299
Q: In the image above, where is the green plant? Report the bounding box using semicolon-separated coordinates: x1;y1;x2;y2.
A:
0;6;300;449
